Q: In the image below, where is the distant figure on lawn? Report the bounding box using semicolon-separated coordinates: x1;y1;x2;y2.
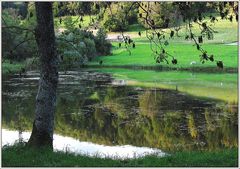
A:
190;61;197;65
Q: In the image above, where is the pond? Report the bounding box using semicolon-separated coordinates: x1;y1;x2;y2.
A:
2;69;238;159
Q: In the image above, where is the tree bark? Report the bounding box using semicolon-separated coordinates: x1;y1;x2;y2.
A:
28;2;58;148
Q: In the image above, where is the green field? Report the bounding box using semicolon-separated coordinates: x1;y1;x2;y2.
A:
89;16;237;70
106;16;238;44
2;144;237;167
89;43;238;69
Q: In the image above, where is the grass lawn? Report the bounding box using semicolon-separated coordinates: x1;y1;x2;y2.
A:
2;144;237;167
88;42;238;69
93;68;237;102
107;16;238;44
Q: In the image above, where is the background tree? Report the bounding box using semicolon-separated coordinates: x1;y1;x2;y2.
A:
2;3;36;62
101;2;138;32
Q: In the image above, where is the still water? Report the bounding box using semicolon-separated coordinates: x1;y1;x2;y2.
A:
2;70;238;158
2;129;164;159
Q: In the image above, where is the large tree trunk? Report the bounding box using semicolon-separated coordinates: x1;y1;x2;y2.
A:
28;2;58;148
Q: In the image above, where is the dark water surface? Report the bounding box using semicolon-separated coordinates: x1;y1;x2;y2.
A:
2;70;238;156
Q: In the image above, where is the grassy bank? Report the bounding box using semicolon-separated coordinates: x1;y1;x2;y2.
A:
93;68;237;102
2;144;237;167
89;43;238;70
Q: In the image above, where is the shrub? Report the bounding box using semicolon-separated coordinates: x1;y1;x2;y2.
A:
61;50;87;70
57;28;111;70
57;30;88;68
25;57;39;70
95;28;112;55
83;38;97;60
102;15;128;32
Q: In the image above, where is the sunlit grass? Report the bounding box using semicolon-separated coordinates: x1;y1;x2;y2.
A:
89;43;238;69
121;16;238;44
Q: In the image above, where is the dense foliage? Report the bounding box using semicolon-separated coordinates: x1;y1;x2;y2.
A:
2;7;37;62
57;28;111;69
2;2;112;71
101;2;138;32
95;28;112;55
2;2;28;19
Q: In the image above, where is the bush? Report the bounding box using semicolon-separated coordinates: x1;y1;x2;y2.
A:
83;38;97;60
25;57;39;70
57;30;93;68
57;28;111;69
61;50;87;70
102;15;128;32
95;28;112;55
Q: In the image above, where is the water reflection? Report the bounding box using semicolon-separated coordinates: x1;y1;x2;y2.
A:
2;70;238;154
2;129;164;159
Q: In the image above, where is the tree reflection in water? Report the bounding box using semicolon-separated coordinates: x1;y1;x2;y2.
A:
2;71;238;152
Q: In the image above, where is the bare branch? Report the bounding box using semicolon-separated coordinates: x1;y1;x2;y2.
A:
12;38;35;51
2;25;35;33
